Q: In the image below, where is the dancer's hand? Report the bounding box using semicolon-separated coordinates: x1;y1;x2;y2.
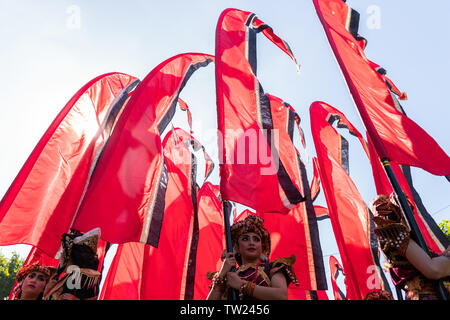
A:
226;271;242;290
219;251;236;276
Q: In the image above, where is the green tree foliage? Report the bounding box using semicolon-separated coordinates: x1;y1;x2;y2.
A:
0;252;24;300
438;219;450;240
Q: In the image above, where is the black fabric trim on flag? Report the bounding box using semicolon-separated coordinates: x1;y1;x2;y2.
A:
147;160;169;247
340;136;350;175
184;151;199;300
248;28;257;75
307;290;319;300
333;263;347;300
104;79;141;137
77;79;141;205
298;155;328;290
348;8;360;40
347;6;367;45
285;103;296;141
253;24;271;34
401;165;450;248
158;58;214;134
327;114;351;175
259;89;305;205
316;215;329;221
244;13;256;27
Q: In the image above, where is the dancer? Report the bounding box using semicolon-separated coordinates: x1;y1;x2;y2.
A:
207;215;298;300
44;228;102;300
11;263;54;300
371;194;450;300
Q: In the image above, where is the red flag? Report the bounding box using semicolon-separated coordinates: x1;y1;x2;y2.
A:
139;128;202;299
0;73;138;257
329;255;346;300
310;101;390;299
72;53;214;244
193;182;225;300
216;8;304;213
313;0;450;176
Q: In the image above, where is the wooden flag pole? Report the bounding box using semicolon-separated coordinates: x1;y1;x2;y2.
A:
381;158;448;300
222;200;239;300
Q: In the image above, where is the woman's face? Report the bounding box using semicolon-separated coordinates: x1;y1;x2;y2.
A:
237;232;262;260
22;271;47;298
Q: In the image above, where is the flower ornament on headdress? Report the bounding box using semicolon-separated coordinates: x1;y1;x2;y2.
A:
230;215;271;257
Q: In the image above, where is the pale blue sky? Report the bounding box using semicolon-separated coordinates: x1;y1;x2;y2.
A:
0;0;449;299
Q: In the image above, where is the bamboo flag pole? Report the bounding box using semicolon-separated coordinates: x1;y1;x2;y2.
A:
222;200;239;301
381;158;448;300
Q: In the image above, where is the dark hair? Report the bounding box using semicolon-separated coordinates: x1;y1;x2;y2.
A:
70;244;99;270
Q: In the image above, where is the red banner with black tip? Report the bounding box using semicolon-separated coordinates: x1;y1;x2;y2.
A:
216;8;304;214
313;0;450;176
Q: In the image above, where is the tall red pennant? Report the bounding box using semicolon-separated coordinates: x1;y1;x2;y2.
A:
0;73;138;257
216;8;304;214
193;182;225;300
310;101;390;300
313;0;450;176
72;53;214;245
139;127;200;300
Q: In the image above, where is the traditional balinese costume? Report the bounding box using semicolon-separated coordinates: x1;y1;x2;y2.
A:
371;194;450;300
207;215;298;300
44;228;102;300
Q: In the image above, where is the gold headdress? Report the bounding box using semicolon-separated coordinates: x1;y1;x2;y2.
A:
230;215;271;257
16;262;54;283
370;193;413;259
72;228;101;253
364;290;394;300
56;228;101;269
